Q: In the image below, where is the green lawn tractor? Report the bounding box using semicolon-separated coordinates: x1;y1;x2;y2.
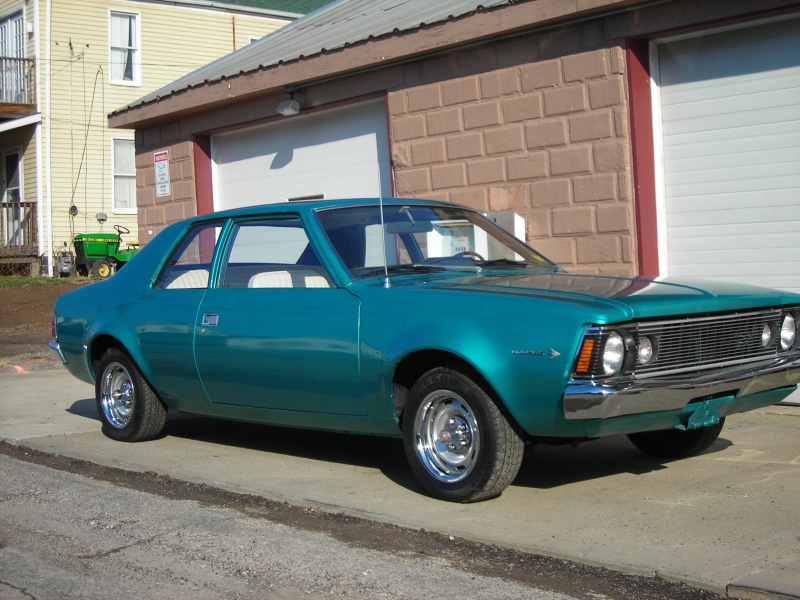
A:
72;225;139;278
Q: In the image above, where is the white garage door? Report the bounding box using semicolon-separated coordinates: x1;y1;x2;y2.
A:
212;99;391;211
653;16;800;294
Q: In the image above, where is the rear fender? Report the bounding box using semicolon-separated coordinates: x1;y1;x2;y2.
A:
86;310;158;388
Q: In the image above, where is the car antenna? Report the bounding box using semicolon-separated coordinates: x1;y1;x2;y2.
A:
378;183;391;289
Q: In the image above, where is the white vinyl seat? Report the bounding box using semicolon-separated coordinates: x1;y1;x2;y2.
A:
248;271;293;288
165;269;209;289
304;275;330;288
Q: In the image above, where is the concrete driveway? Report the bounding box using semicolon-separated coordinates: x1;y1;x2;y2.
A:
1;369;798;599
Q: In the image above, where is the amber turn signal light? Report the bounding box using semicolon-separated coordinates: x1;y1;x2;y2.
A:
575;338;595;373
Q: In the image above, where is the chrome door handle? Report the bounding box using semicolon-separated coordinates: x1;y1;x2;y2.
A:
202;314;219;326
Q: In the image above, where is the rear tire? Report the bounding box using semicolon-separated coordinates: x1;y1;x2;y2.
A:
627;418;725;458
95;347;166;442
403;367;524;502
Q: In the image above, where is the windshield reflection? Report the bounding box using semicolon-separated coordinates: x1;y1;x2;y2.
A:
316;204;557;279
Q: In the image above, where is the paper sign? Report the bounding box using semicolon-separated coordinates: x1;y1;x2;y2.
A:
154;150;171;197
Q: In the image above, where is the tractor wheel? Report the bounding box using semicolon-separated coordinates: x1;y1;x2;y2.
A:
91;259;112;278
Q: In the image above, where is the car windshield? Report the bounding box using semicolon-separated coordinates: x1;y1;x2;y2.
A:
316;204;557;279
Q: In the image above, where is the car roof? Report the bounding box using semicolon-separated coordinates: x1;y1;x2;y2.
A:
189;197;457;223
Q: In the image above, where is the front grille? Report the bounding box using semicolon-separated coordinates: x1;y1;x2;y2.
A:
632;309;783;377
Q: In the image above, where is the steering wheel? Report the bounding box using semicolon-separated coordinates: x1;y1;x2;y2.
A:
454;251;485;261
114;225;131;236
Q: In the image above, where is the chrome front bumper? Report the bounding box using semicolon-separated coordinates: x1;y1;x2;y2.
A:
49;341;67;364
563;354;800;420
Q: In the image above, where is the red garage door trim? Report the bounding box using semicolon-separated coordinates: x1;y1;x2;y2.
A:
626;38;659;279
194;135;213;216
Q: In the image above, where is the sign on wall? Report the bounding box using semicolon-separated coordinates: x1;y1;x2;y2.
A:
154;150;170;197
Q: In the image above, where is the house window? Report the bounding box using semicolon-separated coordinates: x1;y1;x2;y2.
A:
109;11;139;85
3;149;21;202
112;139;136;213
0;12;26;104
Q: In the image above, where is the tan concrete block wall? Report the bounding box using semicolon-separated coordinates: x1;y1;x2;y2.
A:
389;46;636;277
135;130;197;247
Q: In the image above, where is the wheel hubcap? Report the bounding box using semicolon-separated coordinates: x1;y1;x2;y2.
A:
415;391;479;483
100;362;135;429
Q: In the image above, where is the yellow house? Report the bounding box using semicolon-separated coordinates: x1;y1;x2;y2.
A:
0;0;325;276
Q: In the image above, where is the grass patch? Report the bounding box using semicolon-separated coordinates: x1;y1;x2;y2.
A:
0;276;95;288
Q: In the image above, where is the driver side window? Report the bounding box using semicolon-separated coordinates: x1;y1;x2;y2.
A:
220;218;333;289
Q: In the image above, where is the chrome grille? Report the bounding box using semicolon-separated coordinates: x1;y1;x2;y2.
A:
633;309;783;377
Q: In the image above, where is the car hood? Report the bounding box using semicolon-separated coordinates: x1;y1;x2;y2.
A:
397;271;799;320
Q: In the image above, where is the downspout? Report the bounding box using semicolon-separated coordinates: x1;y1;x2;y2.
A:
44;0;52;276
34;0;44;264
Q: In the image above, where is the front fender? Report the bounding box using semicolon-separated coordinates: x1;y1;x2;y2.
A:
357;286;596;436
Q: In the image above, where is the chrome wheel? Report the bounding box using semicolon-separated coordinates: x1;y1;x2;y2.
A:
100;361;135;429
414;391;480;483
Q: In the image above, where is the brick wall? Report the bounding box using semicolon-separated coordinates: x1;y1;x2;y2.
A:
135;126;198;246
389;47;636;277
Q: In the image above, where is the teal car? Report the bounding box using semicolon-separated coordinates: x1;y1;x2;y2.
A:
51;199;800;502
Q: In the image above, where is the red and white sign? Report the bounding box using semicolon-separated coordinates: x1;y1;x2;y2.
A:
154;150;170;197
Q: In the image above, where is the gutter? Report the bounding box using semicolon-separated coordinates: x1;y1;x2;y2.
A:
34;0;43;262
135;0;303;20
45;0;53;277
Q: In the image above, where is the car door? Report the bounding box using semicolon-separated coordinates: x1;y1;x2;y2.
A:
133;221;224;404
194;216;365;415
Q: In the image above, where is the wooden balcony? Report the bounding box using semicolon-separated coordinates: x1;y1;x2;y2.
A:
0;201;37;258
0;58;36;119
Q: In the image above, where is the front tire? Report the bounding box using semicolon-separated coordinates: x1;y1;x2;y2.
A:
95;348;166;442
91;259;112;278
403;367;524;502
627;418;725;458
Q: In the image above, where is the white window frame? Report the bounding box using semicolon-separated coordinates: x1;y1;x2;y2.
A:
0;10;25;58
108;9;141;87
3;146;23;203
649;13;800;279
111;137;137;215
248;35;262;44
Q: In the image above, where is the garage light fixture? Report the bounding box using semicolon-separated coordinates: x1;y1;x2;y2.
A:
277;86;300;116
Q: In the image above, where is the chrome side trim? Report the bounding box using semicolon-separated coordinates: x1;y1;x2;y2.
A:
563;353;800;420
49;341;67;364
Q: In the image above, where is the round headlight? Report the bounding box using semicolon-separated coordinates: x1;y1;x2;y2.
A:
781;314;796;350
603;331;625;375
761;324;772;347
637;336;653;365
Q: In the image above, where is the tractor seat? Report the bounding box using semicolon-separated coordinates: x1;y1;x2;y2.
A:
126;240;139;248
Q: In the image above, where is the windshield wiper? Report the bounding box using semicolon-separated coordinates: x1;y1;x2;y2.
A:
359;263;482;277
479;259;559;271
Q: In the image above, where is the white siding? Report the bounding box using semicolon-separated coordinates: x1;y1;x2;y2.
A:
655;17;800;294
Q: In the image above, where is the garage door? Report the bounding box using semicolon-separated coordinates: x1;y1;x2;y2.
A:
653;16;800;294
212;99;391;211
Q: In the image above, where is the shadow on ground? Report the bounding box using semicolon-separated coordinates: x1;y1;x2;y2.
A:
84;406;734;496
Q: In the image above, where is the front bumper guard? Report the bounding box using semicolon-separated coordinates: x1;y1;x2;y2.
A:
563;353;800;420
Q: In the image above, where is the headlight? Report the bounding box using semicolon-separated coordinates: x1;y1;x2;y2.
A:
761;324;772;347
603;331;625;375
637;336;653;364
781;314;796;350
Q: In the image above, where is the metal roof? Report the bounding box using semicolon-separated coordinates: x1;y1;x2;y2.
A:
117;0;514;112
218;0;336;13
